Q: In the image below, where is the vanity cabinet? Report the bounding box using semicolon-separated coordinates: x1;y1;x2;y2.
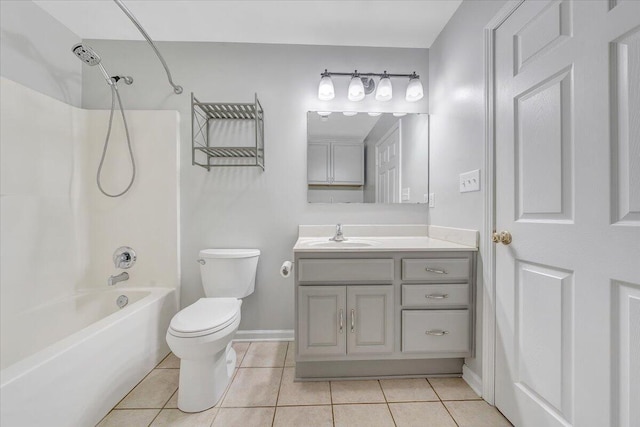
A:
294;251;477;379
297;285;394;357
307;141;364;186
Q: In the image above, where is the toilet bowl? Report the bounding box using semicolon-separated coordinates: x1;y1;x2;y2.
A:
166;249;259;413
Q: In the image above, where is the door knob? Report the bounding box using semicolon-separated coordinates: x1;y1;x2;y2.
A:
492;231;512;245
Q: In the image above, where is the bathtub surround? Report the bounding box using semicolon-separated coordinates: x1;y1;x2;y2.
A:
428;0;507;389
80;40;430;337
0;77;180;425
0;1;82;107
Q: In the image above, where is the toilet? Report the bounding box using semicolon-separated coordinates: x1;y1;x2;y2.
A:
166;248;260;413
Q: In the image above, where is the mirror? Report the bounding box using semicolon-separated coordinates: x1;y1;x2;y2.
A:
307;112;429;203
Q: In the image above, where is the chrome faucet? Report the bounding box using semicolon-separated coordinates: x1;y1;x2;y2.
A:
330;224;347;242
108;272;129;286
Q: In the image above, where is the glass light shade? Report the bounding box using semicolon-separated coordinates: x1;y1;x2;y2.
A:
318;75;335;101
368;112;382;117
405;77;424;102
317;111;332;117
393;112;407;117
343;111;358;116
375;77;393;101
348;76;365;101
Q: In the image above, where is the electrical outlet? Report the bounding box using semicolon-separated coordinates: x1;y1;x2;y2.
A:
428;193;435;207
460;169;480;193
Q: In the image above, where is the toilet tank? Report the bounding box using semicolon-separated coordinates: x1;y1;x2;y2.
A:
198;249;260;298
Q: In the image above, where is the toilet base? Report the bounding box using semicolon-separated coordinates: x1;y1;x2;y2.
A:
177;344;236;412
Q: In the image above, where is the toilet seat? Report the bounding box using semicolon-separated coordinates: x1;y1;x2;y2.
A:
169;298;241;338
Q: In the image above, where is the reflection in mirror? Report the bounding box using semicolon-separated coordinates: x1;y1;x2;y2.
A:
307;112;429;203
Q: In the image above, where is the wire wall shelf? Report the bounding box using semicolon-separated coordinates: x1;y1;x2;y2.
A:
192;93;264;171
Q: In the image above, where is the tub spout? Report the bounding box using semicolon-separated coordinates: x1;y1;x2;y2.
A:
108;272;129;286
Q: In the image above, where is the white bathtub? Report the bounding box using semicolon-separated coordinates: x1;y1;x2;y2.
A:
0;286;177;427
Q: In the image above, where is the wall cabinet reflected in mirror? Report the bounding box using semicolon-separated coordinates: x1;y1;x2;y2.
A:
307;112;429;204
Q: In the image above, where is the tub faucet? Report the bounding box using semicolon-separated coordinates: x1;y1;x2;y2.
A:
330;224;347;242
108;272;129;286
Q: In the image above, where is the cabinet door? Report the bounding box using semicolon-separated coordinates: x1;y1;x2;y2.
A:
298;286;346;356
307;142;331;184
332;142;364;185
347;285;394;354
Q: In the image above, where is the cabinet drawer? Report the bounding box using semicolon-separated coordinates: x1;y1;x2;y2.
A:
402;258;469;281
402;284;469;307
402;310;470;353
298;259;394;283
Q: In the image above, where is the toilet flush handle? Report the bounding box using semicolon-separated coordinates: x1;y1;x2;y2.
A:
197;259;206;265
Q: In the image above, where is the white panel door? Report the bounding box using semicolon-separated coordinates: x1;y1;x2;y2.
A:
332;142;364;185
494;1;640;426
347;285;394;355
307;142;331;184
376;124;400;203
297;286;346;356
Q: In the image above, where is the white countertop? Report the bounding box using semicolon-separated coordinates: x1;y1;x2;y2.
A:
293;235;477;252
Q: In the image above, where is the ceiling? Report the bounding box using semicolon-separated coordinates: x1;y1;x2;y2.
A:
34;0;462;49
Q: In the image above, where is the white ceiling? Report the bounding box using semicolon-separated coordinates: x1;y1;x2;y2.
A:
34;0;462;49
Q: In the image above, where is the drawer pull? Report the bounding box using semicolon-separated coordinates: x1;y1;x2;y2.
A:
425;329;449;336
425;267;447;274
425;293;449;299
350;309;355;333
339;309;344;333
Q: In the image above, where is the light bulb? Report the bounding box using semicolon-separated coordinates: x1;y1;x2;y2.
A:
375;74;392;101
348;75;365;101
318;73;335;101
405;75;424;102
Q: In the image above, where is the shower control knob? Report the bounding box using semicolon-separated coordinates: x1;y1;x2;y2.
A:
113;246;137;269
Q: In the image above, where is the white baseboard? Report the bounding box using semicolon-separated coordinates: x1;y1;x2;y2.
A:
462;364;483;398
234;329;294;342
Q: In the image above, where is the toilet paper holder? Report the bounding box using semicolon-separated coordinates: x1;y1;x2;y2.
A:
280;261;294;278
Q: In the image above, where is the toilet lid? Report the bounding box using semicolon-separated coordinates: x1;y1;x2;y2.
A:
169;298;241;337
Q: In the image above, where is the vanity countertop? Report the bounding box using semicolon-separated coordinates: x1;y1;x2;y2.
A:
293;225;478;253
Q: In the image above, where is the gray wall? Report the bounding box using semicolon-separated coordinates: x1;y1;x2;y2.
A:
81;40;429;332
0;1;82;106
428;0;506;380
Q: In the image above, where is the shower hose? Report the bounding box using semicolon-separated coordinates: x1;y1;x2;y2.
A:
97;83;135;197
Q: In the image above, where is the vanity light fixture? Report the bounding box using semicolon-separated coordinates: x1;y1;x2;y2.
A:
318;69;423;102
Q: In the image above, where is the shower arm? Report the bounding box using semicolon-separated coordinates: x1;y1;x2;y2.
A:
113;0;183;94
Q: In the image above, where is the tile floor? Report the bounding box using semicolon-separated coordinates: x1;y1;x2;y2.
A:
97;341;512;427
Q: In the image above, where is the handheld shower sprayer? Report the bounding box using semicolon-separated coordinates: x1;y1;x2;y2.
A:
71;44;133;87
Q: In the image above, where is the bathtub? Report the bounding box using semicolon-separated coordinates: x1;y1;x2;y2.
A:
0;286;177;427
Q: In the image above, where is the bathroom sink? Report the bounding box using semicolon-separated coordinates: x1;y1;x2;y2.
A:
307;239;381;248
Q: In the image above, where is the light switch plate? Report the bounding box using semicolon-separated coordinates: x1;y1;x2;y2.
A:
460;169;480;193
402;187;410;202
428;193;435;207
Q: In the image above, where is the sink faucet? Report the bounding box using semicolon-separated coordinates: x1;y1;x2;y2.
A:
108;272;129;286
330;224;347;242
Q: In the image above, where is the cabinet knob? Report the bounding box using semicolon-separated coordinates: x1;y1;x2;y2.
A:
350;309;355;333
425;267;447;274
338;309;344;333
425;294;448;299
425;329;449;336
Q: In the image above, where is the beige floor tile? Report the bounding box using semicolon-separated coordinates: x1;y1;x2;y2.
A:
232;342;250;367
164;391;178;408
150;407;218;426
241;342;287;367
380;378;439;402
445;401;512;427
97;409;160;427
156;353;180;369
284;342;296;367
389;402;457;427
330;380;385;404
333;403;395;427
222;367;283;407
273;405;333;427
117;369;179;409
428;377;481;400
212;407;275;427
277;368;331;406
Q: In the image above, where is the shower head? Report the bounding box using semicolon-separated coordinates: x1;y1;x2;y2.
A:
72;43;101;66
71;43;133;87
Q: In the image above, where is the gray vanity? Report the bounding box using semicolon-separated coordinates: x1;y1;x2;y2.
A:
293;225;477;380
